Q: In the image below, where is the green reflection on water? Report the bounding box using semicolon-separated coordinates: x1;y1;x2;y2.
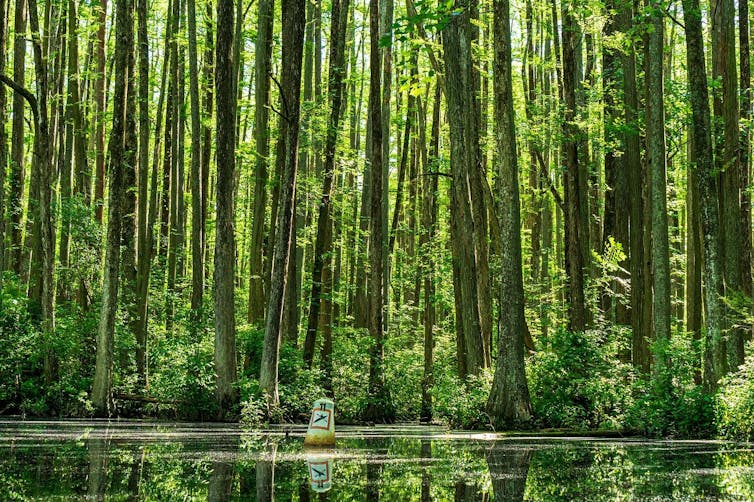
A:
0;421;752;500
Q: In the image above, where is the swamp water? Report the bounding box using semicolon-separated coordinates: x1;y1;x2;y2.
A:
1;420;753;500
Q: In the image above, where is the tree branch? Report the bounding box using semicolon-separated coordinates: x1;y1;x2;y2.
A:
0;74;38;120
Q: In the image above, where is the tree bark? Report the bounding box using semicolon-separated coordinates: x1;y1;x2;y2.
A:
7;0;26;275
647;3;670;386
561;0;586;332
442;0;486;374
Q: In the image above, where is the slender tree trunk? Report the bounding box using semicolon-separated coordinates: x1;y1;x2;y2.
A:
686;134;703;384
740;0;753;345
420;83;440;422
92;0;134;416
0;0;7;281
188;0;202;316
214;0;238;418
561;0;586;332
8;0;26;275
133;0;149;386
259;0;305;411
247;0;274;325
93;0;106;223
303;0;350;367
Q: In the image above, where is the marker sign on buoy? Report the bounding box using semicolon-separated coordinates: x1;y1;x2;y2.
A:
304;398;335;446
306;457;333;493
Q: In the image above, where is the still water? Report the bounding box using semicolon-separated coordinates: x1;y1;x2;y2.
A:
1;420;753;500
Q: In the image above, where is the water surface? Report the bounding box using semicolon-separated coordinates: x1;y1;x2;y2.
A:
1;420;753;500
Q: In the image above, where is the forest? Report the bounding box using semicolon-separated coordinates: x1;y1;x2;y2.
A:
1;0;754;439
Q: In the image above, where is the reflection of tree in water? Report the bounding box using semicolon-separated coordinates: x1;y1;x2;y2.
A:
207;460;237;502
421;440;431;502
485;444;532;502
86;432;110;501
366;458;382;502
126;445;145;501
254;440;277;502
207;435;239;501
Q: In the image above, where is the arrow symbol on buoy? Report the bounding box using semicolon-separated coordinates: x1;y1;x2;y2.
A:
313;413;328;424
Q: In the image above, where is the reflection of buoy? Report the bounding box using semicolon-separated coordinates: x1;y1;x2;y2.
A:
306;456;333;493
304;398;335;447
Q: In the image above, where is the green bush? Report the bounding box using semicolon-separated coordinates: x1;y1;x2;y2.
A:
434;370;493;429
529;328;635;430
717;346;754;440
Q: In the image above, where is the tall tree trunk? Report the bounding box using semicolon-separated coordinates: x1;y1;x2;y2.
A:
363;0;394;422
601;0;629;324
561;0;586;332
740;0;753;346
214;0;239;418
259;0;305;411
133;0;149;386
486;0;532;428
0;0;7;281
188;0;203;316
686;135;703;384
442;0;486;374
303;0;350;367
93;0;106;223
7;0;26;275
165;0;182;330
647;3;670;387
682;0;727;390
247;0;274;325
712;0;744;369
91;0;134;416
420;83;440;422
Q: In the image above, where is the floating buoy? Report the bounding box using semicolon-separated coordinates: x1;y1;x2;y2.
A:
304;398;335;447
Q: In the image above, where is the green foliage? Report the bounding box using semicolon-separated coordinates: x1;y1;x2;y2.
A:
148;314;219;420
529;328;635;430
625;334;715;438
716;345;754;440
434;371;493;429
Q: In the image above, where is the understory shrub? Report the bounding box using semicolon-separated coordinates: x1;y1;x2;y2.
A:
434;370;493;429
716;344;754;440
529;328;635;430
